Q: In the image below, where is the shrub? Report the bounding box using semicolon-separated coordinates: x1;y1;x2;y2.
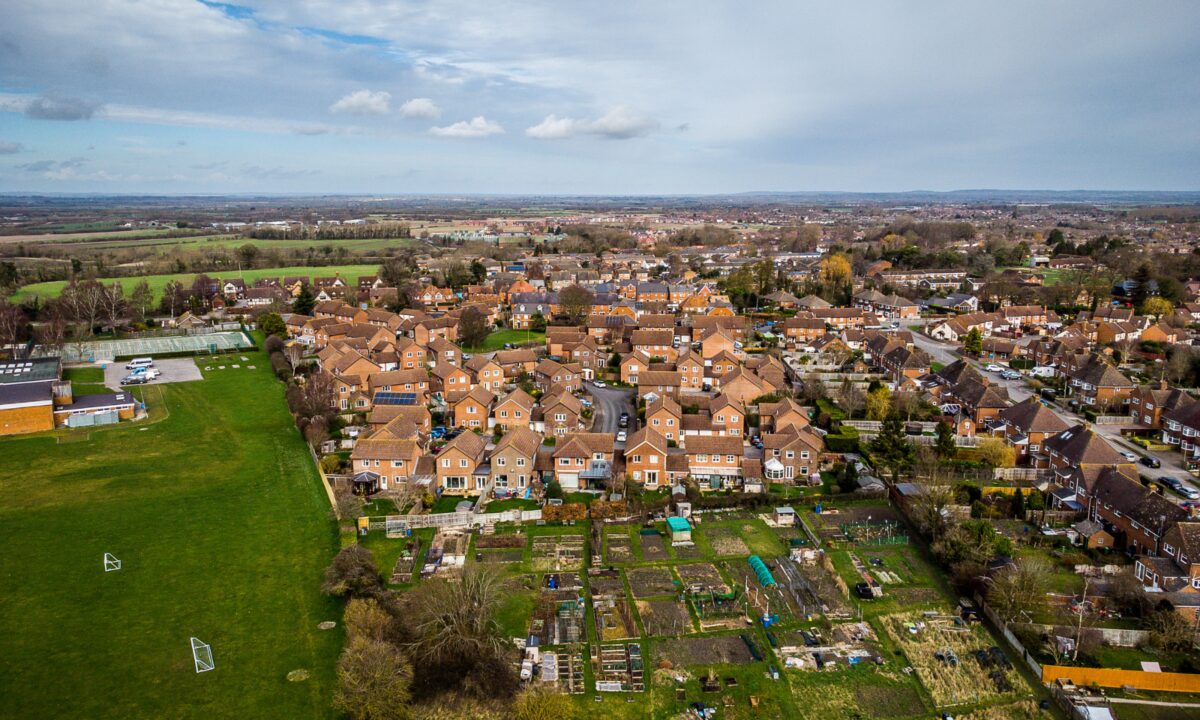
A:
322;545;382;598
270;351;291;379
321;455;344;474
265;335;285;354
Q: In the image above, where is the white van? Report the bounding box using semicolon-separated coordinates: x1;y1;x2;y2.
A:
125;357;154;370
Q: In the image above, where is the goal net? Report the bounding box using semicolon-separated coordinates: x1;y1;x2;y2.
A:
190;637;215;673
103;553;122;572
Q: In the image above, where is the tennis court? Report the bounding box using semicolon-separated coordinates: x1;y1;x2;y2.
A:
63;332;254;362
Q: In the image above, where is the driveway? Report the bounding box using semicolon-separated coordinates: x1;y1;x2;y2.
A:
588;383;636;438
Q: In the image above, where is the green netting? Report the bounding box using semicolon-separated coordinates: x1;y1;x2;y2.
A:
748;555;775;587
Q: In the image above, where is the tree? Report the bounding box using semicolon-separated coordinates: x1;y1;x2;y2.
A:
160;280;187;317
868;416;914;482
934;420;956;460
129;280;154;323
0;300;28;355
259;312;287;337
304;415;330;448
865;386;892;421
512;686;575;720
962;327;983;356
345;597;393;643
236;243;260;267
557;284;594;326
544;479;563;500
530;313;547;333
977;437;1016;468
987;558;1048;624
457;307;490;350
407;567;515;697
819;254;852;289
322;545;383;598
1142;296;1173;319
1011;488;1026;519
333;637;413;720
892;390;921;421
837;378;865;419
469;259;486;283
1144;608;1194;653
299;372;338;419
379;257;413;289
907;481;957;539
293;284;316;316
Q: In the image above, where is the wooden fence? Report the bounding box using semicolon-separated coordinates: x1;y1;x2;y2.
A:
1041;666;1200;693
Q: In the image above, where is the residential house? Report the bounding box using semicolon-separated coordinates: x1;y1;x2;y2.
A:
489;427;541;493
685;435;745;490
552;432;615;491
624;427;669;488
435;431;489;495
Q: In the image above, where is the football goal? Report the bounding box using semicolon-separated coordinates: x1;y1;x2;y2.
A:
103;553;122;572
190;637;215;673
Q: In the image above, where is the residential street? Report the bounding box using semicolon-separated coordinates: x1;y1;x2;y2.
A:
911;327;1200;496
587;382;636;442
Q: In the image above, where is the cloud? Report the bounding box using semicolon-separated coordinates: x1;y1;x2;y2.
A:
17;156;92;180
525;114;579;140
329;89;391;115
398;97;441;119
525;106;659;140
429;116;503;138
0;141;23;154
24;95;99;121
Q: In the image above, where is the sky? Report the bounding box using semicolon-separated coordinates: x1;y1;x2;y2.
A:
0;0;1198;195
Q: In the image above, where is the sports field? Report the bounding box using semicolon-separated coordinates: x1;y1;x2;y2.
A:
0;350;341;719
10;264;382;303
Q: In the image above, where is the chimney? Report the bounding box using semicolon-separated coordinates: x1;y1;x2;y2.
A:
52;380;73;406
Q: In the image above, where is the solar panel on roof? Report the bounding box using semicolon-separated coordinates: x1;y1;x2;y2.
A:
373;392;418;406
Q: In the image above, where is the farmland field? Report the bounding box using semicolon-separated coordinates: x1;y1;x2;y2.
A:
0;349;341;719
11;263;381;302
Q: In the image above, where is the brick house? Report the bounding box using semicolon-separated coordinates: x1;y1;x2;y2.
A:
493;388;536;431
552;432;616;491
451;386;494;429
624;427;669;488
685;435;745;490
646;395;682;443
436;431;489;495
350;437;422;493
489;426;540;493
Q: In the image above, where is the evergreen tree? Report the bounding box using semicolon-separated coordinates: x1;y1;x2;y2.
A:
1011;488;1026;520
293;284;316;315
963;327;983;356
934;419;956;460
868;415;915;483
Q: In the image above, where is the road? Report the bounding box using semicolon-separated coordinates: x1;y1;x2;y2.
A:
587;383;636;442
910;325;1200;496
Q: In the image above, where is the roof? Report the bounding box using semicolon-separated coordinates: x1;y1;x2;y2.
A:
0;380;53;408
667;517;690;532
442;430;488;459
553;432;615;457
1044;424;1126;466
685;435;744;456
998;397;1070;434
0;357;60;385
493;426;542;458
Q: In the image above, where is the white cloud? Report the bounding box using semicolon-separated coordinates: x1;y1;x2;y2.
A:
329;89;391;115
429;116;503;138
0;141;23;154
525;107;659;140
525;114;580;140
398;97;441;119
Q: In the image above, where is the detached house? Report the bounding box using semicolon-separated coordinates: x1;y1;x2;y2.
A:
493;388;536;431
350;437;423;493
646;395;682;442
624;427;670;489
489;427;541;494
989;397;1070;464
685;435;744;490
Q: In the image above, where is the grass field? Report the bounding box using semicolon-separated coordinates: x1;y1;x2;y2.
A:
464;329;546;353
0;351;342;719
11;264;381;303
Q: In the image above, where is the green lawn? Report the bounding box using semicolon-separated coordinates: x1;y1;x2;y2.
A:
463;329;546;353
11;264;382;303
64;365;112;396
0;352;342;719
483;497;539;512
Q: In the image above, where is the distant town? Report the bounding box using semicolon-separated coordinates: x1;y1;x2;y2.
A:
3;195;1200;719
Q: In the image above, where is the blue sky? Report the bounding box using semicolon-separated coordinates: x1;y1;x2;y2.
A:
0;0;1198;194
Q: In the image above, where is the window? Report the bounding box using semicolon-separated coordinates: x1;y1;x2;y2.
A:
697;454;708;463
559;458;569;465
726;454;735;463
496;458;506;467
459;459;468;468
392;460;403;467
442;459;450;468
360;460;369;468
786;451;794;459
631;455;641;463
517;458;526;466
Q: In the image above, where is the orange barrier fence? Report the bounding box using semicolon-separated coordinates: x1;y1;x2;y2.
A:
1042;666;1200;693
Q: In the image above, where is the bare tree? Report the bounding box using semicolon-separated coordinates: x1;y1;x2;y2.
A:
300;372;339;418
987;557;1048;624
836;378;865;419
0;300;27;356
102;282;127;332
907;481;958;540
333;637;413;720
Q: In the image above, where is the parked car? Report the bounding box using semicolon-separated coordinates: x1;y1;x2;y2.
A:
1039;388;1058;399
986;364;1004;373
131;367;161;379
430;426;447;439
592;380;607;388
1140;456;1162;468
1001;370;1020;380
1120;451;1138;462
120;375;149;386
618;413;630;428
616;430;627;442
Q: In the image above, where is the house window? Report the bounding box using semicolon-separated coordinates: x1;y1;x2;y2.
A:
697;454;708;462
459;459;468;468
441;459;450;468
726;454;735;463
559;458;569;466
517;458;526;466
